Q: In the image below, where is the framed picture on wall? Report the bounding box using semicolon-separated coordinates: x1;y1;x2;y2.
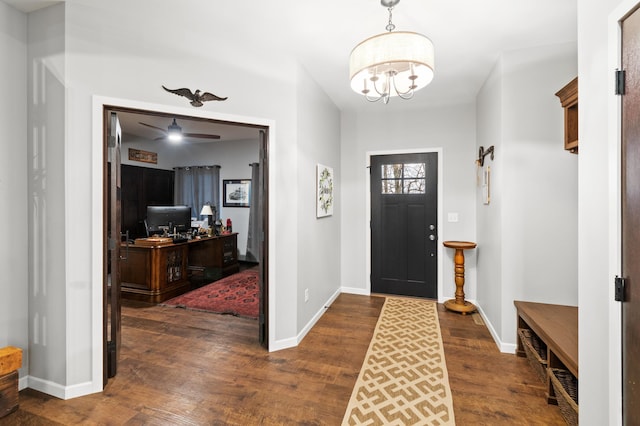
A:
482;166;491;205
316;164;334;218
223;179;251;207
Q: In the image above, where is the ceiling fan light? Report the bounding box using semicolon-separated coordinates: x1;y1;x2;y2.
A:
167;118;183;142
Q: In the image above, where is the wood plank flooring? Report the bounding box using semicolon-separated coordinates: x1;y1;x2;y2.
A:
7;294;565;425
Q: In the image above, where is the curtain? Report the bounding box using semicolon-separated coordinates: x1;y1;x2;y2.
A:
246;162;261;262
174;165;220;223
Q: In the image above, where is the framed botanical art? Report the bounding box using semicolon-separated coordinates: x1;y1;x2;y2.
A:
316;164;334;218
223;179;251;207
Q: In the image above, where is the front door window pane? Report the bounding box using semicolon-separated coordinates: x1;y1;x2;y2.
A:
403;163;425;178
382;180;403;194
381;163;426;194
382;164;403;179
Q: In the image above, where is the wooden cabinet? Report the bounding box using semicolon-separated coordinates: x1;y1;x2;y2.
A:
515;301;578;424
187;233;240;285
121;165;175;239
555;77;578;154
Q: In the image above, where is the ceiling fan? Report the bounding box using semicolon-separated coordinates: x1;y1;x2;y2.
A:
138;118;221;142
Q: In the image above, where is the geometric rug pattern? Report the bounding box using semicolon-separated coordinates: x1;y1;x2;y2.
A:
161;268;259;319
342;297;455;425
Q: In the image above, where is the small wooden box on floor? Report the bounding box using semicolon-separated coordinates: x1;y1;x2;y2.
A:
0;346;22;418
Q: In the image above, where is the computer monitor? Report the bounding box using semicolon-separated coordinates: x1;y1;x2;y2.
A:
145;205;191;236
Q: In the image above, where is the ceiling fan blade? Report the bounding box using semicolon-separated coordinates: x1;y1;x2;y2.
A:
139;122;167;133
183;133;221;140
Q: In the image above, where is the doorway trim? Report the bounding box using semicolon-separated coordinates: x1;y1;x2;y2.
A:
91;96;277;390
608;1;640;424
365;148;444;301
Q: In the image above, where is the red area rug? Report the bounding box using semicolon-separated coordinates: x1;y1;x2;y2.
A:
162;268;259;319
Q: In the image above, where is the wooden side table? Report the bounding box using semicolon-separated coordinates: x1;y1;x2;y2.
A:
443;241;477;314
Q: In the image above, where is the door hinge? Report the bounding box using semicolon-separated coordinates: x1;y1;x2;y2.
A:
108;237;116;251
615;276;626;302
615;69;626;95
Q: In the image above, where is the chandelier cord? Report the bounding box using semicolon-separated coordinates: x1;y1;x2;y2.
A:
385;6;395;32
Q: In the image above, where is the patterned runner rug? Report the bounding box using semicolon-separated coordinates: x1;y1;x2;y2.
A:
342;297;455;425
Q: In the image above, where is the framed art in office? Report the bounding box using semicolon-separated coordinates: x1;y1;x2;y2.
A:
223;179;251;207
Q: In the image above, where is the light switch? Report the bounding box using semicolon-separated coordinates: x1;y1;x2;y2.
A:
447;212;459;223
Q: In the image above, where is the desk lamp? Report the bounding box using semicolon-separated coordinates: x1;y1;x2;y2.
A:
200;204;214;230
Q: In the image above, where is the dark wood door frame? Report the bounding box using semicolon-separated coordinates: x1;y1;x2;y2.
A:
621;4;640;424
366;149;444;299
101;103;272;384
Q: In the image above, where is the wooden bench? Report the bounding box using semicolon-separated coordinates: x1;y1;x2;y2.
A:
514;301;578;404
0;346;22;418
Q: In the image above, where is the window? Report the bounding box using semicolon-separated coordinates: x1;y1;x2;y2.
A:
381;163;426;194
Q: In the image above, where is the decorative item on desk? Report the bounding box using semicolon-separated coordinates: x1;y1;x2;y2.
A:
226;218;233;233
200;203;214;228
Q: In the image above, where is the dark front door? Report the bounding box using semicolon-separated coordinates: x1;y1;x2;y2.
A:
371;152;438;298
622;6;640;424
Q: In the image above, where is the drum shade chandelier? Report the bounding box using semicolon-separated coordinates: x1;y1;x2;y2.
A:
349;0;434;104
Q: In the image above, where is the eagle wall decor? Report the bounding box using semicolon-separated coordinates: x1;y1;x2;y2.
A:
162;85;228;107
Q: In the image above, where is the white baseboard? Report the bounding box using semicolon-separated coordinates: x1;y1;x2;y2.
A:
27;376;100;400
340;286;370;296
270;287;342;352
475;303;517;354
269;336;298;352
18;375;28;391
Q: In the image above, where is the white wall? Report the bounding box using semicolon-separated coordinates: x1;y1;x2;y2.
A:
578;0;625;423
0;1;29;382
22;0;341;397
340;103;477;301
214;140;260;256
27;4;70;392
476;58;505;339
122;137;260;256
476;42;578;351
296;64;342;330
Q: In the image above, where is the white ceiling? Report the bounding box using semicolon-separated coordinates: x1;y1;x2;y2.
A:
5;0;577;137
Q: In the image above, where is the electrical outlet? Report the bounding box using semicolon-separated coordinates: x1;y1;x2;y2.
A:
304;288;309;302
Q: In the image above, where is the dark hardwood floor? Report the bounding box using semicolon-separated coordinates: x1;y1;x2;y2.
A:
6;294;564;425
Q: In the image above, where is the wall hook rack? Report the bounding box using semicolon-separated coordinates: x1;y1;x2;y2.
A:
478;145;495;167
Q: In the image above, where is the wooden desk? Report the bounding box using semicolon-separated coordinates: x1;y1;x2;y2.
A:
121;233;239;303
514;301;578;403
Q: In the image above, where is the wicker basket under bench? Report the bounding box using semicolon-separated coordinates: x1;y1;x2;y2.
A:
514;301;578;425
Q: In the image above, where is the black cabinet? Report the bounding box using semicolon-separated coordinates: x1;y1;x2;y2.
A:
122;165;175;238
